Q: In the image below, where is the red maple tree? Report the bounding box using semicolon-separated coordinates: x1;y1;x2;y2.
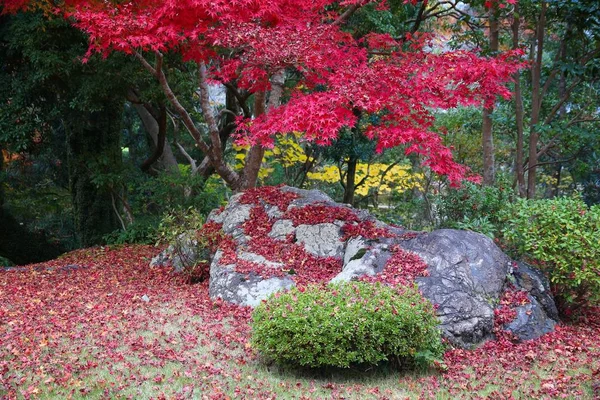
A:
1;0;523;190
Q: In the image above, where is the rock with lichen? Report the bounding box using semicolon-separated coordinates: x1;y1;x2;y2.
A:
154;185;559;348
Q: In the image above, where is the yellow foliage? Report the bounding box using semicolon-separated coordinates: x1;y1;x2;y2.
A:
232;134;313;182
232;135;421;194
308;163;422;195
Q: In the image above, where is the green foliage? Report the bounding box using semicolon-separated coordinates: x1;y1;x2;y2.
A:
501;196;600;306
103;217;159;245
156;207;213;283
454;216;497;239
156;207;205;246
436;177;513;237
0;255;14;267
135;171;226;216
251;282;444;369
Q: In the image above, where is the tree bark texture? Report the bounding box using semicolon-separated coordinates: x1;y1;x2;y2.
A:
482;4;499;186
132;102;179;173
527;1;547;199
512;4;527;197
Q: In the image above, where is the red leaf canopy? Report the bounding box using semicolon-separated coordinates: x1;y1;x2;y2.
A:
1;0;524;184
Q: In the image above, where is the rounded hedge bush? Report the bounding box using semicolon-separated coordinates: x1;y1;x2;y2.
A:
501;196;600;307
251;282;444;369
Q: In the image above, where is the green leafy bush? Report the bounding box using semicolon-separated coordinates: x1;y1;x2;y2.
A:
103;216;159;245
454;216;497;239
501;196;600;306
251;282;444;369
436;177;513;237
156;207;213;283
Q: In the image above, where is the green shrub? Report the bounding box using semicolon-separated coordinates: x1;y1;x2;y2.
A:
156;207;212;283
103;216;159;245
454;216;497;239
251;282;444;369
436;177;513;236
501;196;600;306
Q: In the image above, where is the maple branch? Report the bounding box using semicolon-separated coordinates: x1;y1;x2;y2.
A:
333;3;362;26
338;159;346;190
377;161;400;189
410;0;428;33
354;161;372;190
110;191;127;231
219;109;237;119
222;82;252;117
175;141;198;172
134;51;157;76
137;51;211;156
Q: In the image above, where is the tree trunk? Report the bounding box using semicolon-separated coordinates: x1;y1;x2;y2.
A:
196;88;241;180
67;102;123;247
527;1;547;199
236;91;267;191
237;72;286;191
512;3;527;197
343;156;357;205
132;102;179;174
482;4;499;185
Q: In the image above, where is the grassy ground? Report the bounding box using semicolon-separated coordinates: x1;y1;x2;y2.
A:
1;245;599;399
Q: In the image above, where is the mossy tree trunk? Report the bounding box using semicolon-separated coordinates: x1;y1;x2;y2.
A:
67;102;124;247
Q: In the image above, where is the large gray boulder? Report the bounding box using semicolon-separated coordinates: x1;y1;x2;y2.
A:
398;230;511;347
154;186;559;348
511;261;559;321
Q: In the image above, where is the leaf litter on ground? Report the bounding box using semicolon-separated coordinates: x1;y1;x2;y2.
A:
1;245;598;399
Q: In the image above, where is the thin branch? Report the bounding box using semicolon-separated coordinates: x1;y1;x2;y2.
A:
110;191;127;231
568;118;600;126
410;0;428;34
134;51;157;76
524;156;576;172
333;3;362;26
219;109;238;119
222;82;252;117
139;51;210;154
543;78;582;125
354;164;371;190
175;141;197;172
338;159;346;190
377;161;400;189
